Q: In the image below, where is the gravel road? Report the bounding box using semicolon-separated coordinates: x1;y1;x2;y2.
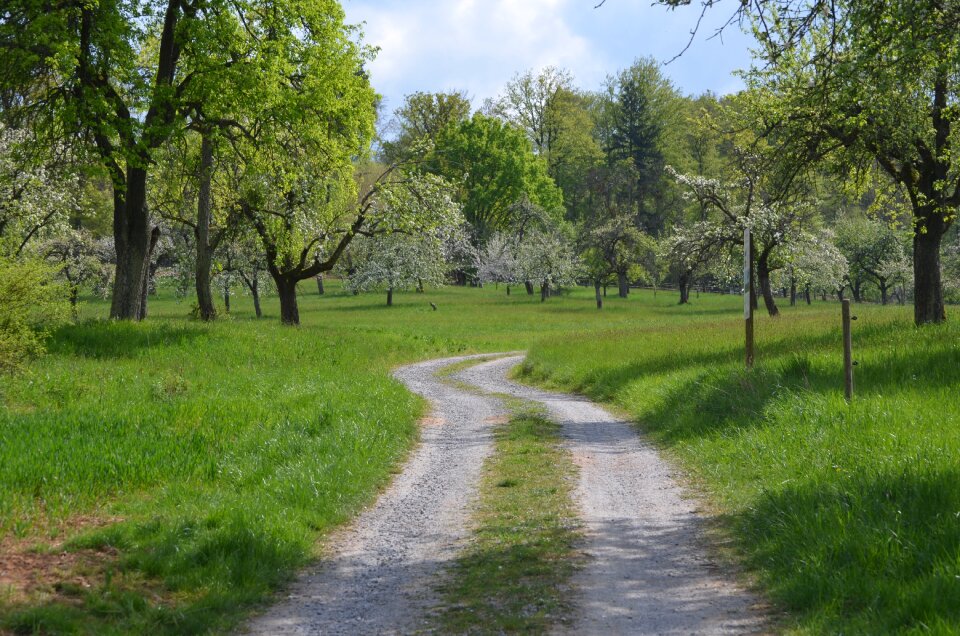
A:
246;353;764;635
245;354;509;635
465;355;765;635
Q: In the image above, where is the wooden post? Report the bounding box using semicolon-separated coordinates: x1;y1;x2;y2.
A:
842;299;854;401
744;227;754;369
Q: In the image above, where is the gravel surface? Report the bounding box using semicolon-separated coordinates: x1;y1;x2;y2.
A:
245;354;509;636
465;355;766;635
246;353;765;635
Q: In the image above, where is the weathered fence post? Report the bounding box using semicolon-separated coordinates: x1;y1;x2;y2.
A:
842;299;854;401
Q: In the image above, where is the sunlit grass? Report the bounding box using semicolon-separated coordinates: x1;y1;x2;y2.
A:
3;278;954;634
520;299;960;633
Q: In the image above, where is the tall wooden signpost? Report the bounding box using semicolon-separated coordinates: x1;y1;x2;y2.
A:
744;227;754;369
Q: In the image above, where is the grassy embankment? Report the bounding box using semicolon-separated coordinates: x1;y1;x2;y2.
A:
520;298;960;634
0;281;723;634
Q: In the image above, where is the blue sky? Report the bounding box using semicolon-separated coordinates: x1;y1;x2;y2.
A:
342;0;757;114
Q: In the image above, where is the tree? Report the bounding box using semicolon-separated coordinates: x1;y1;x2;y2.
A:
488;67;574;159
667;140;816;318
724;0;960;324
39;228;110;313
476;233;520;292
596;59;681;233
345;224;459;306
0;125;79;257
381;91;472;164
581;214;657;298
835;216;909;305
516;229;579;302
1;0;373;320
429;113;563;242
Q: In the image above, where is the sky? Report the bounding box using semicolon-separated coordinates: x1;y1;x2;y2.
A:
341;0;757;115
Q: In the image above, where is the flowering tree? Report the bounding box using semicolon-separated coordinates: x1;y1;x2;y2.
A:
516;230;579;302
345;222;462;306
0;125;80;258
476;233;520;292
667;144;816;317
777;231;849;304
39;228;112;313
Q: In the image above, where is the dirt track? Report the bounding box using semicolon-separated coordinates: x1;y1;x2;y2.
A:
245;353;764;635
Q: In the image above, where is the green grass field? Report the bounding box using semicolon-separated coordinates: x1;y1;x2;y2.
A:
520;298;960;634
1;280;957;634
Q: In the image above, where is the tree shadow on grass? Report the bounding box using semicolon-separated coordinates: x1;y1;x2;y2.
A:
734;467;960;633
0;510;308;635
570;320;957;444
46;321;211;359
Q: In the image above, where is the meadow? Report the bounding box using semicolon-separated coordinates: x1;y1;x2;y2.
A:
520;298;960;634
1;281;957;634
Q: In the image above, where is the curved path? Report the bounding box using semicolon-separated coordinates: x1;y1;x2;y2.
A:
246;354;764;635
466;355;764;635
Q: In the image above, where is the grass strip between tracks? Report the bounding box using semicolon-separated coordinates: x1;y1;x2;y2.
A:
434;394;584;634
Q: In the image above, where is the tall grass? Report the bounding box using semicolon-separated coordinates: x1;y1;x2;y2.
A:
0;281;730;634
520;295;960;634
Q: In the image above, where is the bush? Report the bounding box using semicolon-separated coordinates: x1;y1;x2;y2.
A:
0;257;69;372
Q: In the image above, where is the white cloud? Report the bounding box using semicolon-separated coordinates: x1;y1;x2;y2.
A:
343;0;755;113
346;0;599;111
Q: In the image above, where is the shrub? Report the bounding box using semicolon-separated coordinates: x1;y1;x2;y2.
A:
0;257;69;372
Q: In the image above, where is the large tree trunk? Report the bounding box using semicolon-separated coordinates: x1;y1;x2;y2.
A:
805;284;811;305
506;284;510;296
195;134;217;321
851;277;862;303
110;168;152;320
913;219;946;324
913;230;947;325
789;277;797;306
387;288;393;306
540;281;549;302
595;280;602;309
757;251;779;317
879;278;889;305
525;280;534;295
275;276;299;325
617;271;629;298
315;274;325;295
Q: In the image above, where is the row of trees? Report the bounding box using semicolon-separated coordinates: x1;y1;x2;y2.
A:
2;0;959;337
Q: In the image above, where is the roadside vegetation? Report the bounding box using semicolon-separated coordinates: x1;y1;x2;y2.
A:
520;298;960;633
0;282;719;634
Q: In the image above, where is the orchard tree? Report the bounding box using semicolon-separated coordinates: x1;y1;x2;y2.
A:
581;213;657;298
835;216;910;305
660;220;727;304
779;230;849;305
0;125;80;257
516;229;579;302
345;223;460;306
39;228;110;312
0;0;373;320
476;233;520;292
